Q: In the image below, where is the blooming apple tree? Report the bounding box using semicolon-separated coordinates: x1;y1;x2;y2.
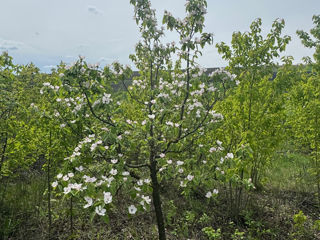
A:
43;0;235;239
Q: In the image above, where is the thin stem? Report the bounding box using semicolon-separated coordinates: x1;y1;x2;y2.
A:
47;130;52;240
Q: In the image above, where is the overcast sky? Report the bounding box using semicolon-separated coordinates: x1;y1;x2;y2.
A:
0;0;319;72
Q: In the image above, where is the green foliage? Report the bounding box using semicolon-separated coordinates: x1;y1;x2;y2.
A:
313;219;320;231
290;15;320;206
231;229;245;240
293;211;307;227
217;18;290;70
202;227;222;240
1;3;320;240
214;17;291;219
291;211;308;239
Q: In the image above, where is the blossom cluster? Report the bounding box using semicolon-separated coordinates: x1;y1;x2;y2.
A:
209;68;239;85
40;82;60;95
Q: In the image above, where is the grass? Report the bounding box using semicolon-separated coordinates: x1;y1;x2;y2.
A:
0;173;47;239
265;152;315;193
0;152;319;239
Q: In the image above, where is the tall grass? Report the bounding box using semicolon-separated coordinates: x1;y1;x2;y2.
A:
0;173;47;239
265;152;315;192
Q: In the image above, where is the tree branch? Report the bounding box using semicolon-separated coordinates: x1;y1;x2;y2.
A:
163;98;218;153
126;162;150;169
79;82;116;127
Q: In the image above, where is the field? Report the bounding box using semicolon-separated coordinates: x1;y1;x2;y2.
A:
0;1;319;239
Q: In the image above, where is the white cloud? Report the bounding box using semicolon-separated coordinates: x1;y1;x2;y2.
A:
43;65;57;69
98;57;113;62
0;38;24;51
88;5;102;15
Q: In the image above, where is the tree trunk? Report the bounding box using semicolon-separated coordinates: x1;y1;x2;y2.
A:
70;196;74;236
0;133;8;174
150;157;166;240
315;115;320;207
47;130;52;240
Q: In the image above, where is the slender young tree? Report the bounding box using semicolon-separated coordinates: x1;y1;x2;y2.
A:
292;15;320;206
47;1;235;239
215;18;291;218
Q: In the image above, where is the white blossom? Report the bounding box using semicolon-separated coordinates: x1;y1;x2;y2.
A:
128;205;137;214
141;195;151;205
62;175;69;181
187;174;194;181
209;147;216;153
90;143;98;152
103;192;112;204
83;175;97;183
52;181;58;188
177;161;184;166
110;168;118;176
166;121;173;126
102;93;112;104
75;166;84;172
63;186;71;194
95;206;106;216
84;196;93;208
180;181;187;187
143;178;151;184
226;153;234;159
70;183;82;191
148;114;155;119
